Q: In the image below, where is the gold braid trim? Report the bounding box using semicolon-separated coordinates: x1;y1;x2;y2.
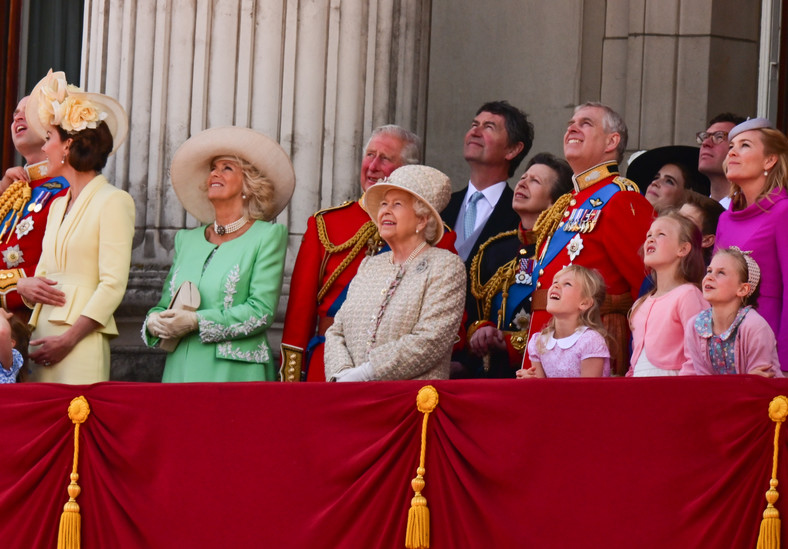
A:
315;214;381;302
0;180;32;239
532;193;572;257
470;230;519;325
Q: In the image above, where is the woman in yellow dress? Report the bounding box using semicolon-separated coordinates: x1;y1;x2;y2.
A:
17;70;134;383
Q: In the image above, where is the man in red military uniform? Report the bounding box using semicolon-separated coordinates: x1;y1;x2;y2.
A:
526;102;653;375
0;96;69;320
280;125;456;381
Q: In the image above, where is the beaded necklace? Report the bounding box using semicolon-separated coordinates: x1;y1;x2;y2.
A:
366;241;427;356
214;215;247;236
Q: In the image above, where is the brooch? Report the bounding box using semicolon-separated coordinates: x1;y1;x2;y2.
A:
2;245;24;268
15;217;34;239
566;234;584;263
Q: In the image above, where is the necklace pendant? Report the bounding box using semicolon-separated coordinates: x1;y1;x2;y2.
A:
216;225;226;236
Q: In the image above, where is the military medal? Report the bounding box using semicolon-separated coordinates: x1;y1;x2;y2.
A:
515;256;535;285
566;233;584;263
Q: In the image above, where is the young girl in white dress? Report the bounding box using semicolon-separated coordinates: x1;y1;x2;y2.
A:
517;265;611;378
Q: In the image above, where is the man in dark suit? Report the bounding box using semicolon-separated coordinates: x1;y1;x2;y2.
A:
441;100;534;266
442;100;533;377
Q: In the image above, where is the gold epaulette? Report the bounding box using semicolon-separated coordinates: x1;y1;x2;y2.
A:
469;229;519;324
314;200;354;217
612;175;640;193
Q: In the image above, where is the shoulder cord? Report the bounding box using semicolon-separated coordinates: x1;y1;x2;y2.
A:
469;229;519;323
315;213;381;302
531;193;572;257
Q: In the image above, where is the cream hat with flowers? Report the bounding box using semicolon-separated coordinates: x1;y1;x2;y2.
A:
169;126;295;223
363;164;451;245
26;69;129;154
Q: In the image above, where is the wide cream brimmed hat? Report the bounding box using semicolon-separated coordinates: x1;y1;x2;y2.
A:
363;164;451;245
170;126;295;223
26;69;128;154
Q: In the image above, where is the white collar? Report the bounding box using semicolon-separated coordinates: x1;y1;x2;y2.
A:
465;180;507;207
544;325;589;350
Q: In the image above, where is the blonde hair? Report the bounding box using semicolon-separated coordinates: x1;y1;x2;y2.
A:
630;210;705;317
713;247;761;308
727;128;788;210
537;265;610;354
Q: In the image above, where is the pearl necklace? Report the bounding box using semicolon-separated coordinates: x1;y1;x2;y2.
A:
389;241;427;267
214;215;248;236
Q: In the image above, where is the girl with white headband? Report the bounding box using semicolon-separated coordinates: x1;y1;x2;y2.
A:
681;247;782;376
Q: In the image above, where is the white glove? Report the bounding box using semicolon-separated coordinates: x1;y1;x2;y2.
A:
146;312;168;338
158;309;199;338
333;362;375;382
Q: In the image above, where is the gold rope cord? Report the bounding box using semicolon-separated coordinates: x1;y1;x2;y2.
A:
405;386;439;549
469;230;519;323
315;215;380;302
757;395;788;549
531;192;572;257
57;396;91;549
0;180;31;240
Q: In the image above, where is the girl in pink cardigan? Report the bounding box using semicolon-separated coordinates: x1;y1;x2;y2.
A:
628;212;708;376
681;247;781;376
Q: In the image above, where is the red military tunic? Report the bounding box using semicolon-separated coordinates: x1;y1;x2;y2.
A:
526;162;653;375
0;161;69;318
281;199;456;382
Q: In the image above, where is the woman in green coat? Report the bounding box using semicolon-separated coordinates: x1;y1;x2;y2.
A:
143;127;295;382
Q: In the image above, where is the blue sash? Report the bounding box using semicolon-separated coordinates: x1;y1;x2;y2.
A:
490;279;533;328
0;176;69;228
532;182;621;287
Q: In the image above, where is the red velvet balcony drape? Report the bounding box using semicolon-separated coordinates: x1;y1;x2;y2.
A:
0;377;786;548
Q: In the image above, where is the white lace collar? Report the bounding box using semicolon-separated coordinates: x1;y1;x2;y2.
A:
544;325;589;350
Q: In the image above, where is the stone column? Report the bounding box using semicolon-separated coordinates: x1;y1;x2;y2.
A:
80;0;432;380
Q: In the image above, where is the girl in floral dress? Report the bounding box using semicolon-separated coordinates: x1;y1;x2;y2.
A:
681;247;781;376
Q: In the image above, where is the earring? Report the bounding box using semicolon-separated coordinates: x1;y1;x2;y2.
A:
61;155;66;165
415;229;419;234
242;194;247;199
764;170;769;176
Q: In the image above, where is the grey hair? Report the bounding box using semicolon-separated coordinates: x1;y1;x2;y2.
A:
411;196;440;244
364;125;422;165
575;102;628;162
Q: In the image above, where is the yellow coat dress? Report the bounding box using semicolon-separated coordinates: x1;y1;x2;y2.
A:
28;175;135;383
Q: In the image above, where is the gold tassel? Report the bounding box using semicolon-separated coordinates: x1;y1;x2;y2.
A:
57;396;91;549
405;386;439;549
757;395;788;549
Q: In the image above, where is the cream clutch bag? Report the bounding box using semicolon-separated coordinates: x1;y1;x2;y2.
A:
159;281;201;352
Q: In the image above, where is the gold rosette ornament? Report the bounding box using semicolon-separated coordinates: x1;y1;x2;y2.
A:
57;396;91;549
405;386;439;549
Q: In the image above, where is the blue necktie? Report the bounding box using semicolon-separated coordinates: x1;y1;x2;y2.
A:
464;191;484;239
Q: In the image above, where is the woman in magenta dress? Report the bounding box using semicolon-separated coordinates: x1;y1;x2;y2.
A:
715;118;788;370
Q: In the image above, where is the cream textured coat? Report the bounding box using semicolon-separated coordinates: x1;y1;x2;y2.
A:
29;175;135;383
325;246;465;380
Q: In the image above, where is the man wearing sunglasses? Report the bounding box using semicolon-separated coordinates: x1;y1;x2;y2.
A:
696;112;745;209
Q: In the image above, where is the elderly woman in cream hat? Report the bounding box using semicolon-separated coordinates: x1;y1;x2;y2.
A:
17;70;134;384
324;165;466;381
143;127;294;382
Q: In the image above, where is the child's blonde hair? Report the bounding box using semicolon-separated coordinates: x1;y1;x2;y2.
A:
537;265;610;354
631;211;705;318
713;247;761;308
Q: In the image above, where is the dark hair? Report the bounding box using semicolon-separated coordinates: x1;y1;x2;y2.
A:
707;112;746;127
9;316;30;372
476;100;534;177
682;190;724;236
525;152;574;202
57;120;114;172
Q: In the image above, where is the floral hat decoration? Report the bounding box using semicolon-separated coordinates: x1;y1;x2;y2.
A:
25;69;129;154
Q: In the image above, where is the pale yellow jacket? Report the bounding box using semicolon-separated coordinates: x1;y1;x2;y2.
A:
29;174;135;335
